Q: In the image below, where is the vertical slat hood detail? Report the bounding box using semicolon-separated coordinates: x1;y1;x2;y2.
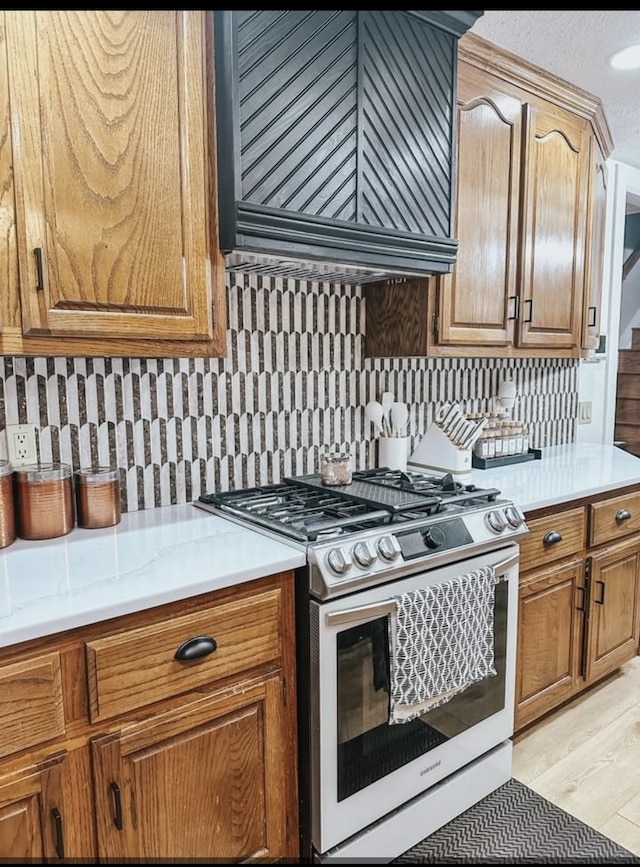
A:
214;10;483;284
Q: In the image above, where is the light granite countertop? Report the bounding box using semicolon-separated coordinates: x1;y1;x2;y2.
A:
0;502;305;649
470;442;640;512
3;442;639;649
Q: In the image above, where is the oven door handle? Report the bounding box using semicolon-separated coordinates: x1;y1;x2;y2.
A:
325;601;396;628
492;553;519;577
325;553;519;628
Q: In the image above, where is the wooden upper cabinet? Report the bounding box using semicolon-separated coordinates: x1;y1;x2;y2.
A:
0;16;18;339
364;33;613;360
2;10;225;356
438;57;593;356
436;64;522;348
582;139;608;351
517;103;590;350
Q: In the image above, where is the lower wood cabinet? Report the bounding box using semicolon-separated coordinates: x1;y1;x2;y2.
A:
515;489;640;733
0;570;299;861
516;559;584;731
0;751;67;861
585;541;640;683
91;673;290;861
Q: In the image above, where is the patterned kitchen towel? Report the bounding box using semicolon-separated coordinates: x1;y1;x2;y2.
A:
388;566;497;724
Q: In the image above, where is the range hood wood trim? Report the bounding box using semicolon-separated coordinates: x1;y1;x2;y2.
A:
234;203;458;276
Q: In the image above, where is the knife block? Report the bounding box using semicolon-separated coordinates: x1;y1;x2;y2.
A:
407;423;472;481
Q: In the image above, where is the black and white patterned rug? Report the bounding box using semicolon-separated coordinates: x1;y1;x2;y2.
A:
393;779;640;864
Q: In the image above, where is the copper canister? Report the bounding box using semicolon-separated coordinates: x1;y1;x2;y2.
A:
75;467;121;529
0;460;16;548
14;463;74;540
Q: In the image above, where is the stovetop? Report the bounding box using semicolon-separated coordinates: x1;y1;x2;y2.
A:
197;468;504;542
196;467;530;599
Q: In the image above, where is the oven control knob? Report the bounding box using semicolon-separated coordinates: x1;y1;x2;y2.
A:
486;510;507;533
504;505;525;529
352;541;376;569
377;534;401;561
326;547;352;575
422;525;446;549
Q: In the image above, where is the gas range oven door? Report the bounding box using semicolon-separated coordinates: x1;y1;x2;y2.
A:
308;543;519;859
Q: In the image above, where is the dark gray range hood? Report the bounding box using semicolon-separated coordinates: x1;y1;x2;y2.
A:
214;10;483;285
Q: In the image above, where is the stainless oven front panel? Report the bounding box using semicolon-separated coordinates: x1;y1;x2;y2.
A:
309;543;519;856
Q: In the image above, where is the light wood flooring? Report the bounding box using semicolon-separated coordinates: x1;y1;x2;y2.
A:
512;655;640;856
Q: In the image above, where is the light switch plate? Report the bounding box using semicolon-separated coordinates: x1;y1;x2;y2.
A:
578;401;593;425
6;423;38;466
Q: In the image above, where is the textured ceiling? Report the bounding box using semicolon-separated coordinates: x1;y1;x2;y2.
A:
470;10;640;169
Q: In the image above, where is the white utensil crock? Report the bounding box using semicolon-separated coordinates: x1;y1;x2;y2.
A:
378;436;409;471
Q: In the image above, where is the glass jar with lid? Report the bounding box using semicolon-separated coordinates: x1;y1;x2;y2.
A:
320;451;353;486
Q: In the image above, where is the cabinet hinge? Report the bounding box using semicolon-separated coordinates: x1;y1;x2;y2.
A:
211;300;216;327
432;314;439;340
585;557;592;580
282;678;288;706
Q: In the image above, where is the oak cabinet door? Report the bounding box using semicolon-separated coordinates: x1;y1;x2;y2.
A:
515;560;585;732
91;674;296;862
0;752;67;861
437;64;522;348
518;102;591;350
5;11;215;344
585;542;640;684
582;140;608;350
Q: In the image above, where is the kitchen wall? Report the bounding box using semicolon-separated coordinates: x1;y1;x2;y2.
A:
0;272;578;512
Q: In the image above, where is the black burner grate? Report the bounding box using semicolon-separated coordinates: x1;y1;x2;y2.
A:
198;471;503;542
354;468;501;506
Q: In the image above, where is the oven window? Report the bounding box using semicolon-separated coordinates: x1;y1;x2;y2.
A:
336;581;508;801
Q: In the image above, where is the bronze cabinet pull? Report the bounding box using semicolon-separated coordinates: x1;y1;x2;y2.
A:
52;808;64;859
110;781;123;831
174;636;217;661
34;247;45;291
508;295;519;321
523;299;533;323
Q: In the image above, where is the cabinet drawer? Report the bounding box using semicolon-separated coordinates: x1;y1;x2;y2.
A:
0;653;65;759
86;587;282;722
520;507;586;572
589;490;640;548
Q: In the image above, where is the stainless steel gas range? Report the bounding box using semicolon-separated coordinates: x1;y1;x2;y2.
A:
195;467;530;862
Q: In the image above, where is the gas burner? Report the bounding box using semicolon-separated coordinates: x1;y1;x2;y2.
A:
197;469;507;544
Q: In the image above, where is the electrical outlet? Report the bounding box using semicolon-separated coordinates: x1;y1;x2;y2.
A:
578;401;593;425
6;423;38;467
